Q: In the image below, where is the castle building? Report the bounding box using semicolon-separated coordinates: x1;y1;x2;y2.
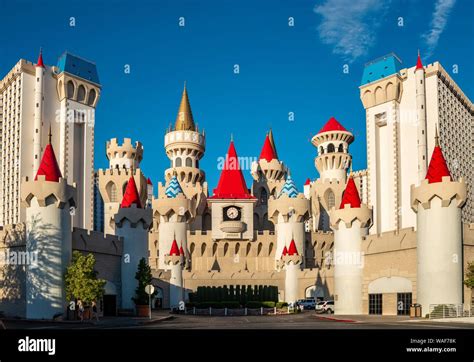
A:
0;51;473;319
0;50;100;229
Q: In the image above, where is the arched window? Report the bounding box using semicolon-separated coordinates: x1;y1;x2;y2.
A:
338;144;344;153
77;85;86;102
88;89;96;106
235;243;240;255
212;243;218;256
190;243;195;256
224;243;229;256
320;146;324;155
246;243;251;256
175;158;182;167
257;243;263;256
67;81;75;98
201;243;207;256
268;243;274;256
326;190;335;209
260;188;268;205
107;182;117;202
185;157;192;167
327;143;335;153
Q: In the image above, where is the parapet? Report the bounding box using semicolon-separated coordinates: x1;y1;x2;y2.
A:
411;176;466;212
362;227;416;254
72;228;123;256
21;176;76;209
106;138;143;164
330;203;373;229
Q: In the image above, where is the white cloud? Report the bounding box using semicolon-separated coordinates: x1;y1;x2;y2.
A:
421;0;456;59
313;0;390;63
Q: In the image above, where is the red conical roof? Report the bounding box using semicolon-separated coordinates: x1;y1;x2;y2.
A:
281;245;288;257
318;117;348;134
340;176;361;208
304;178;311;186
209;141;255;199
147;177;153;185
169;239;180;256
415;52;424;71
179;244;185;256
36;49;45;68
259;134;277;162
287;239;298;256
426;145;451;184
35;144;62;182
121;176;142;208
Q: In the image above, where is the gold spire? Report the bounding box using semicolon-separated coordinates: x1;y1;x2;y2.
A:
268;129;279;159
48;125;52;144
174;82;195;131
435;124;439;147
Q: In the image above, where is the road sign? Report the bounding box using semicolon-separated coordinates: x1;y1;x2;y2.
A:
145;285;155;295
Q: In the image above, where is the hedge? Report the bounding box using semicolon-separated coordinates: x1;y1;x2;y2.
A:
189;285;279;303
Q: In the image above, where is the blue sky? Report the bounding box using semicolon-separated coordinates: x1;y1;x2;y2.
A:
0;0;472;193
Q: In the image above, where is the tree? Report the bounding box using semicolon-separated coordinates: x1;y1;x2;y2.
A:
464;262;474;289
132;258;155;305
65;251;105;304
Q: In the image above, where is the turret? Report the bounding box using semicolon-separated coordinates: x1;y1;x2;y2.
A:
114;176;152;310
98;138;147;235
311;117;353;183
330;176;372;315
411;130;466;316
164;238;185;309
33;49;45;174
251;131;288;230
154;175;196;270
21;134;76;319
276;239;302;304
415;51;428;182
164;84;206;185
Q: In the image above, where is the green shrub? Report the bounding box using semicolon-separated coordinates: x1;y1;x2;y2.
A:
246;301;263;308
262;301;275;308
276;302;288;309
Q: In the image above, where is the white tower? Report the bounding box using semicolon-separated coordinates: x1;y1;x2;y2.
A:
277;240;302;304
21;136;76;319
415;51;428;182
311;117;353;183
154;175;196;270
165;239;184;309
114;176;152;310
330;176;372;315
33;49;45;174
411;133;466;315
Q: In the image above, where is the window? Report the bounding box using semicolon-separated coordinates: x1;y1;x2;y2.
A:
88;89;96;106
326;190;335;209
327;143;335;153
67;81;75;98
175;158;182;167
397;293;412;316
369;294;382;315
185;157;192;167
77;85;86;102
338;144;344;153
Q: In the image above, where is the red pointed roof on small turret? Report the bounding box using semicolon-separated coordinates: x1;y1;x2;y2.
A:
340;176;361;209
36;48;45;68
259;134;277;162
415;51;424;71
35;144;62;182
209;140;255;199
147;177;153;185
281;245;288;257
304;178;311;186
425;131;451;184
169;239;180;256
121;176;142;208
287;239;298;256
318;117;348;134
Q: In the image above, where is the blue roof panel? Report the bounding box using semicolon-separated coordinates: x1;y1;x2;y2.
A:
57;52;100;84
361;53;402;86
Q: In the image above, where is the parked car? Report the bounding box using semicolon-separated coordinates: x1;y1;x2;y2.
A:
296;298;317;310
315;300;334;314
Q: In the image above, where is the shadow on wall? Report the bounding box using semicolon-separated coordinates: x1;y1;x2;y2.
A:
313;269;331;300
0;224;27;317
26;215;65;318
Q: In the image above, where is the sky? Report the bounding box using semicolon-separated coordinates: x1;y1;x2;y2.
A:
0;0;472;194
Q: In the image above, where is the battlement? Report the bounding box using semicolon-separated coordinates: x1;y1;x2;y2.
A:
361;227;416;254
164;130;205;150
106;138;143;164
21;176;76;209
97;168;142;177
411;176;467;211
72;227;123;256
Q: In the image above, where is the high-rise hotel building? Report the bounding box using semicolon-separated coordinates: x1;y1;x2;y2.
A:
360;53;473;234
0;50;101;229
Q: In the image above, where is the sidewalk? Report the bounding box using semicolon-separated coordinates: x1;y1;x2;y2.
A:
403;316;474;324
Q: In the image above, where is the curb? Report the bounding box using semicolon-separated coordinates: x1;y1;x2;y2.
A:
139;315;174;325
314;315;357;323
1;318;95;325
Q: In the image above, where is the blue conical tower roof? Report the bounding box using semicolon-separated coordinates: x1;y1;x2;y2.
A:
165;175;183;198
278;175;298;198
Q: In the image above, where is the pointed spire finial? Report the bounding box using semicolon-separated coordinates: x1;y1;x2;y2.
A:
230;133;233;142
435;124;439;147
184;80;186;90
48;125;52;145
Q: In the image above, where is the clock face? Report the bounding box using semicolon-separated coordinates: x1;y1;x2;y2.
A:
226;207;239;220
